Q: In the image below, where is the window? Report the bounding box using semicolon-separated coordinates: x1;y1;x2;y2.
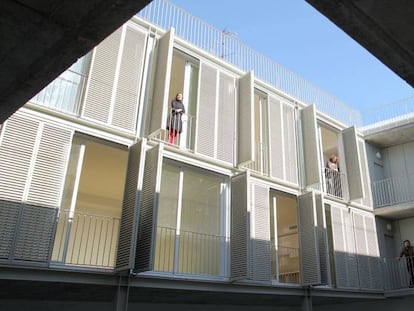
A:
154;160;228;277
52;134;128;268
252;90;269;174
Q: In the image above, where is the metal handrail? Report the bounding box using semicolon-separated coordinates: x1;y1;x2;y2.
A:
371;173;414;207
138;0;362;127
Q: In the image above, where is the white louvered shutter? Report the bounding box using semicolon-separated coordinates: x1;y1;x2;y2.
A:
342;126;364;200
230;171;250;280
269;96;283;180
331;204;359;289
283;103;298;184
149;29;174;134
315;193;329;285
298;191;321;285
196;62;217;158
112;25;147;132
358;139;372;207
300;105;320;187
134;144;163;272
237;71;254;164
251;183;271;283
217;72;235;164
26;123;72;208
353;211;369;289
83;26;122;123
116;139;147;271
364;214;382;289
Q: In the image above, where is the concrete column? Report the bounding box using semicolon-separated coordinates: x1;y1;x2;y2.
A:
113;276;130;311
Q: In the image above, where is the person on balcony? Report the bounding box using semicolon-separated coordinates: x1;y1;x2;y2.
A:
166;92;185;145
398;239;414;288
325;154;342;197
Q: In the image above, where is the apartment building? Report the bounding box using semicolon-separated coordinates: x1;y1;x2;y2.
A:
1;1;413;310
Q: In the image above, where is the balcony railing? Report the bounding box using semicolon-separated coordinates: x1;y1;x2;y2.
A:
51;210;120;269
271;245;300;284
240;141;269;176
149;113;195;151
138;0;362;127
371;174;414;208
154;226;227;277
324;167;347;199
383;256;414;290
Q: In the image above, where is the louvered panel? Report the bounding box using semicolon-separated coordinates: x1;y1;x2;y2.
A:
230;172;250;280
251;183;271;282
315;193;329;285
353;211;369;289
269;96;283;179
217;72;235;164
82;27;122;123
298;191;321;285
196;62;217;158
149;29;174;134
301;105;320;186
358;140;372;207
330;204;348;288
26;124;72;208
112;27;146;132
0;114;39;202
237;71;254;164
343;208;359;288
13;204;58;263
283;103;298;184
0;201;20;260
116;139;146;271
134;144;163;272
364;215;382;289
342;126;364;200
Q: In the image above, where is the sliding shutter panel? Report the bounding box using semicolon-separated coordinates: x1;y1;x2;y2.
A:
251;183;271;282
26;123;72;208
134;144;163;272
237;71;254;164
300;105;320;187
298;191;321;285
217;72;235;164
83;26;122;123
112;26;147;132
283;103;298;184
269;96;283;179
315;193;329;285
364;215;382;289
117;139;147;271
231;171;250;280
196;62;217;158
149;29;174;134
353;211;369;289
342;126;364;200
358;139;372;206
0;113;39;202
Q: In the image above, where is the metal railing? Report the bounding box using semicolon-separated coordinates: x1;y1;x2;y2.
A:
371;173;414;207
154;226;227;277
360;96;414;128
149;113;195;150
51;210;120;268
240;141;269;176
383;256;414;290
272;245;300;284
138;0;362;127
324;167;347;199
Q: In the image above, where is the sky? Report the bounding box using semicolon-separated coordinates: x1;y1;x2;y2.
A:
170;0;414;112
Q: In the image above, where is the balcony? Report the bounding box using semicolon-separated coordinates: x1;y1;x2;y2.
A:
371;174;414;208
383;256;414;290
323;167;347;200
149;113;196;151
240;141;269;176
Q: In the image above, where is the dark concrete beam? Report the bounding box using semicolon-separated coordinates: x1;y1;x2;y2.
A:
0;0;151;124
306;0;414;89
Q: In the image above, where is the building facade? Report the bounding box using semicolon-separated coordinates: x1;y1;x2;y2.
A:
1;1;413;310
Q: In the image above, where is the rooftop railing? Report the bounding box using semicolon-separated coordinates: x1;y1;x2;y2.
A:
138;0;362;127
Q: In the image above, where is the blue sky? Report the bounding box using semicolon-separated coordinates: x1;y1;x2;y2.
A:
170;0;414;112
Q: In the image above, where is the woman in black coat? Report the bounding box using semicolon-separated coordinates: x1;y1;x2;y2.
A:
166;92;185;144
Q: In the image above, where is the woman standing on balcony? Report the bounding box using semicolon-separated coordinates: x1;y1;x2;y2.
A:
325;154;342;197
398;239;414;288
166;92;185;145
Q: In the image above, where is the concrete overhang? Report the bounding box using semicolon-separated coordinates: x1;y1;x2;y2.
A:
0;0;151;124
305;0;414;91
